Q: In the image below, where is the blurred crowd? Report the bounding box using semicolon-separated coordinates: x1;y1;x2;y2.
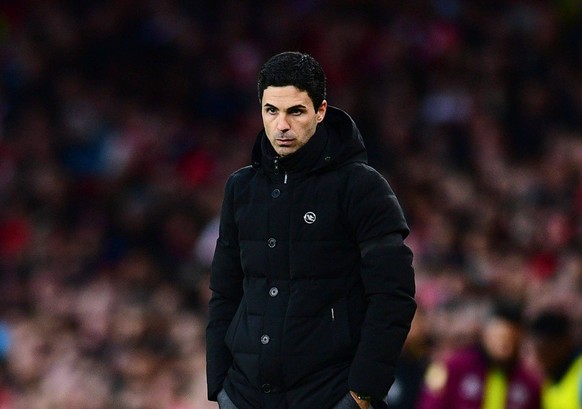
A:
0;0;581;408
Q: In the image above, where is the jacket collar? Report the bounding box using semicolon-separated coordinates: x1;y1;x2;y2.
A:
259;123;328;175
251;106;367;176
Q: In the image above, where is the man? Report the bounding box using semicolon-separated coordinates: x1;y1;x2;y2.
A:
417;302;541;409
206;51;416;409
528;309;582;409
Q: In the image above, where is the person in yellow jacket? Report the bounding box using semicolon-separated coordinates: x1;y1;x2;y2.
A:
528;309;582;409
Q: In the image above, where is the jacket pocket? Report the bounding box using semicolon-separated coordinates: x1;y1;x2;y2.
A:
330;298;353;356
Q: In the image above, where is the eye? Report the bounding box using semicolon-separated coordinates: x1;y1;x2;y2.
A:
290;108;304;116
265;106;277;114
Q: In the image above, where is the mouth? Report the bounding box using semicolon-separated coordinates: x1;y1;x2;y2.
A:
276;137;295;146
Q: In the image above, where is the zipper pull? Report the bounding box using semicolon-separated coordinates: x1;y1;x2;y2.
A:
331;307;335;321
284;172;288;184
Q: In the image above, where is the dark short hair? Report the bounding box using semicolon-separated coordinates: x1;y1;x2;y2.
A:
490;300;524;326
529;309;571;339
257;51;326;111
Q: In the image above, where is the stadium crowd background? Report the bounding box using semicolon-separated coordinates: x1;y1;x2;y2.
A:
0;1;581;408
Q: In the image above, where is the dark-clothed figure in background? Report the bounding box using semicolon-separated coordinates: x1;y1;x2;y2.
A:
528;309;582;409
385;307;430;409
417;302;541;409
206;51;416;409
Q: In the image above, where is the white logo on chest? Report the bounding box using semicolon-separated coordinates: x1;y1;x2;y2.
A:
303;212;316;224
460;374;482;399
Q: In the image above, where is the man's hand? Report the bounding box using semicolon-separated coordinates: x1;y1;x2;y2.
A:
349;391;371;409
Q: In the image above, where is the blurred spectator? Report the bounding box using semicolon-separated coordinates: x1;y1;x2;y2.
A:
385;306;431;409
416;302;541;409
528;309;582;409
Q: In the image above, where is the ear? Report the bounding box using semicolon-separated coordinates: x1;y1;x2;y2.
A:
316;100;328;123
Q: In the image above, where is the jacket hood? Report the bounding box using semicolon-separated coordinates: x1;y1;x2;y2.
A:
251;106;368;174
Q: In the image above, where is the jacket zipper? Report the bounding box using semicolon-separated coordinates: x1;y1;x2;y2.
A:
273;157;288;184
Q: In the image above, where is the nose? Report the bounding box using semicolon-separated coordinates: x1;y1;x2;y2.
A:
276;114;290;132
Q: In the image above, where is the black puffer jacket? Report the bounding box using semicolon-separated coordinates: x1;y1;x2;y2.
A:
206;107;416;409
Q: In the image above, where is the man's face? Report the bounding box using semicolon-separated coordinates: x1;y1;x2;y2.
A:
261;85;327;157
482;318;522;365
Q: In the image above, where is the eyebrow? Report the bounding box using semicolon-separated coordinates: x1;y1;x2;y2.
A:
264;103;308;112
